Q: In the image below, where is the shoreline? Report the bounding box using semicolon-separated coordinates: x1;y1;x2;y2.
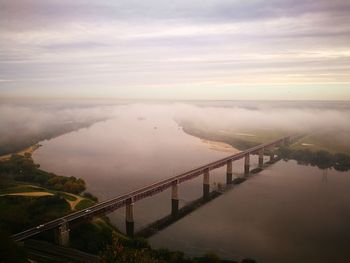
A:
200;139;239;153
0;144;41;162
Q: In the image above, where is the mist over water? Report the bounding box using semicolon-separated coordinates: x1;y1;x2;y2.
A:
1;100;350;148
1;99;350;262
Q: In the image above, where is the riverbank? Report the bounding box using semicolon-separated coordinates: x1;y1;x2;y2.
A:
200;139;239;153
0;144;41;162
179;122;350;171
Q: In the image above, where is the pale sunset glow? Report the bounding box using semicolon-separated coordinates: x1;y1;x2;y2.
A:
0;0;349;99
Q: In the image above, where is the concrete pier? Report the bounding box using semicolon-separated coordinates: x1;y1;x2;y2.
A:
203;168;210;200
171;181;179;216
259;148;264;168
244;153;250;174
57;220;70;247
125;198;134;237
226;160;233;184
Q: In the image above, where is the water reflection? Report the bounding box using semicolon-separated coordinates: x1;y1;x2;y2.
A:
150;160;350;263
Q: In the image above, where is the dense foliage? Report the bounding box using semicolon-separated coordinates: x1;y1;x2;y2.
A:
70;218;115;254
0;195;70;233
277;147;350;171
0;154;86;194
101;234;239;263
0;229;28;263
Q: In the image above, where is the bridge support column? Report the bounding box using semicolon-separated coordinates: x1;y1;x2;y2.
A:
57;220;70;247
244;154;250;175
226;160;233;184
259;148;264;168
171;181;179;217
125;198;134;237
269;151;275;162
203;168;210;200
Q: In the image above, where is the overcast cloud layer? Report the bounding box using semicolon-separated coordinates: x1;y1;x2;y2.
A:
0;0;349;99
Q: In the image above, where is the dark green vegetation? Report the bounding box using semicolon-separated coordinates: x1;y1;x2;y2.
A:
292;131;350;155
0;194;70;234
69;218;240;263
0;154;110;260
0;155;90;235
70;218;117;255
0;229;28;263
277;147;350;171
101;234;239;263
0;154;86;194
75;198;96;210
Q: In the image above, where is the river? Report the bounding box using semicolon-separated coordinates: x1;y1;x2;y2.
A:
32;102;350;263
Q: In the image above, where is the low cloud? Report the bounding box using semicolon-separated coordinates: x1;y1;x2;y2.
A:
0;101;349;155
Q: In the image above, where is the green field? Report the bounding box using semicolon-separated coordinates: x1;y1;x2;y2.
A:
179;120;350;155
291;131;350;155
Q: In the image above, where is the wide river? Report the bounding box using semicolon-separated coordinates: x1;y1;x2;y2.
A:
33;103;350;263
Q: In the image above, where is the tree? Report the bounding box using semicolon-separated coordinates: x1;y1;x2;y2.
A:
0;229;28;263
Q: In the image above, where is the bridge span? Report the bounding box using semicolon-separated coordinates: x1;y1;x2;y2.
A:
12;135;293;246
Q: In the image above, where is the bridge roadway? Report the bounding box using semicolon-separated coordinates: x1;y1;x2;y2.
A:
12;135;291;242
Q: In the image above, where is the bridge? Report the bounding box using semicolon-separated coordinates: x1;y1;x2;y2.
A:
12;135;293;246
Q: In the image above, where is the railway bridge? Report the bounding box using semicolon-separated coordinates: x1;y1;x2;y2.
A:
12;135;293;246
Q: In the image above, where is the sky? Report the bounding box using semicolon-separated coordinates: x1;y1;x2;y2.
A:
0;0;349;100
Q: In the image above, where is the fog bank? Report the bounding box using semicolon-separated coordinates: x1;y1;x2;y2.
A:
1;100;349;155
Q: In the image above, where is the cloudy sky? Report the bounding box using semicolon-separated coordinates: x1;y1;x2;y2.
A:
0;0;349;100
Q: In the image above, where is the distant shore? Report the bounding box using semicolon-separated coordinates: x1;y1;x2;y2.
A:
0;144;41;162
200;139;239;153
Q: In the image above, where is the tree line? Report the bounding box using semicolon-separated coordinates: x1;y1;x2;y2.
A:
0;154;86;194
276;147;350;171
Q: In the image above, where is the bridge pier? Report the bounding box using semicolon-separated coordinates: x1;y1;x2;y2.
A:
171;181;179;216
203;168;210;200
259;148;264;168
269;150;275;162
57;220;70;247
125;198;134;237
226;160;233;184
244;153;250;175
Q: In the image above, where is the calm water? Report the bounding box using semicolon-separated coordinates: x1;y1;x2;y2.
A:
150;161;350;263
32;103;350;263
33;104;241;229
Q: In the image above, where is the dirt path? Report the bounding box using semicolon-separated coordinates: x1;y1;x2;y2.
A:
64;193;84;210
1;191;85;210
1;192;54;197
